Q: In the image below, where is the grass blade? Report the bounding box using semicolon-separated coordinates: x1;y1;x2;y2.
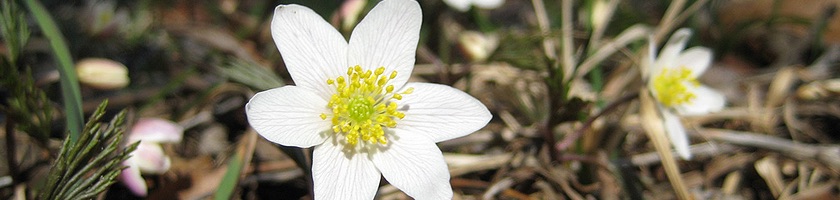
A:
214;130;258;200
23;0;83;143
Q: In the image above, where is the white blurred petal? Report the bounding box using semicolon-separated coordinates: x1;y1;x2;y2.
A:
246;86;330;148
347;0;422;90
442;0;472;11
392;83;491;143
472;0;504;9
677;85;726;115
645;35;658;78
132;142;171;174
655;28;692;71
675;46;713;77
129;118;183;143
119;163;148;196
662;109;691;160
312;141;381;200
272;4;347;99
372;133;452;199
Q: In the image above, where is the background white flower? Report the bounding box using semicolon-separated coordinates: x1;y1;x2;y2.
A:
245;0;492;199
646;28;725;160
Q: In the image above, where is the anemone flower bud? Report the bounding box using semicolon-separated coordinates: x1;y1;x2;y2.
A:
458;31;499;62
75;58;129;90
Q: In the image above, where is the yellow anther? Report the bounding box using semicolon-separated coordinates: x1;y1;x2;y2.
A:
402;87;414;94
652;66;699;107
393;94;402;100
320;113;327;120
377;77;387;86
375;67;385;75
389;71;397;79
366;76;376;85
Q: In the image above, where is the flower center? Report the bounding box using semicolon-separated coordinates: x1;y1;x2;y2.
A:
348;96;374;122
652;66;699;107
320;65;413;147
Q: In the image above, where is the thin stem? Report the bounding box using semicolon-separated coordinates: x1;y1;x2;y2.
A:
531;0;557;62
560;0;576;83
639;90;691;200
532;0;562;162
672;0;710;32
653;0;687;43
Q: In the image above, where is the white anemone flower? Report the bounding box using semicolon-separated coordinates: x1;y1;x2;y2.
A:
442;0;504;12
245;0;492;199
646;28;725;160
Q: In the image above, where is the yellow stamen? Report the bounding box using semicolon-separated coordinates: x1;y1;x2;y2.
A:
321;66;413;147
652;66;700;107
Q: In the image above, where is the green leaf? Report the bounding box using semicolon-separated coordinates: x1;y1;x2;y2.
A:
214;153;244;200
214;131;258;200
23;0;84;144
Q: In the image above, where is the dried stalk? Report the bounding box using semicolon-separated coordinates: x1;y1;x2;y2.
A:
697;128;840;174
639;89;692;200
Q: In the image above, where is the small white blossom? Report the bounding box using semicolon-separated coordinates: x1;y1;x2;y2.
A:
645;28;725;160
246;0;491;199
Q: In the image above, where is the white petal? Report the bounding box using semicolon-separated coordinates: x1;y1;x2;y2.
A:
129;118;183;143
119;162;148;196
312;141;381;200
675;46;713;77
393;83;491;143
442;0;471;11
372;133;453;199
644;35;658;79
272;5;347;99
132;142;171;174
654;28;692;71
676;85;726;115
472;0;504;9
246;86;330;148
347;0;422;90
662;109;691;160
